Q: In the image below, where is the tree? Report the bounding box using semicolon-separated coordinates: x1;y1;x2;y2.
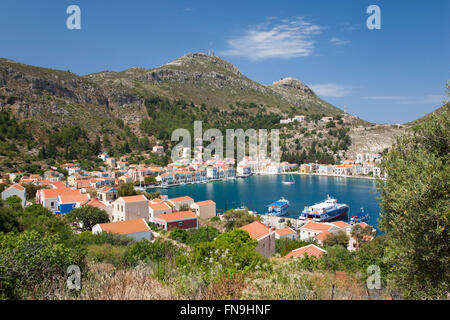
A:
0;230;86;299
0;206;20;233
144;176;157;185
322;231;350;248
222;208;260;231
66;206;110;231
119;182;137;197
377;104;449;299
350;225;375;250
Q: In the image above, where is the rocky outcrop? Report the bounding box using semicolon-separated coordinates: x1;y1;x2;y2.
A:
272;77;315;96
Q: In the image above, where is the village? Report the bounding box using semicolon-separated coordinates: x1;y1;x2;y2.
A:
0;144;378;262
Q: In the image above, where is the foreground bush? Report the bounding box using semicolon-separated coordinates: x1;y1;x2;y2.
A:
0;230;86;299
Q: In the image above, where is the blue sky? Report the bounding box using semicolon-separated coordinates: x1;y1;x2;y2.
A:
0;0;448;124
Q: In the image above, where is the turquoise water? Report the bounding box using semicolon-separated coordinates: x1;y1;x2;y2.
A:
152;174;382;230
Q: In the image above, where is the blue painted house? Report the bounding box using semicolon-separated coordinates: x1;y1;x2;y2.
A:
55;191;89;214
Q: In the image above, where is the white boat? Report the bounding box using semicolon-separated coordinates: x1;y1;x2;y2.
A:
282;174;295;185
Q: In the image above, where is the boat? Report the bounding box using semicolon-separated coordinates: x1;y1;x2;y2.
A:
282;174;295;185
350;207;369;225
299;195;349;222
266;197;290;216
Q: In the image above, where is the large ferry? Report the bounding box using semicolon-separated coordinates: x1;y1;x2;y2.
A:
299;196;349;222
266;197;290;216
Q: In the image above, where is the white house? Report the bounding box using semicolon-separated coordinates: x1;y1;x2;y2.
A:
293;115;305;122
275;227;297;240
111;195;149;222
1;184;26;207
148;200;172;220
92;218;152;241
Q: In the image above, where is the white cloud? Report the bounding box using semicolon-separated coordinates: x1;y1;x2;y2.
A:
330;37;349;46
363;95;445;105
309;83;353;97
221;17;324;61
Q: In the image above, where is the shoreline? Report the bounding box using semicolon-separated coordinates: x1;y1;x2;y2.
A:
148;171;380;190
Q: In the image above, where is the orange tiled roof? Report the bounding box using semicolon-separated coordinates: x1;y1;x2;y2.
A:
240;221;270;240
49;181;67;189
120;195;148;203
59;192;89;204
155;211;197;222
358;222;370;228
5;184;25;192
330;221;350;228
41;188;77;199
301;221;334;232
83;198;106;207
148;201;171;211
315;230;332;241
285;244;326;259
275;227;296;236
194;200;215;207
97;219;150;234
168;196;194;203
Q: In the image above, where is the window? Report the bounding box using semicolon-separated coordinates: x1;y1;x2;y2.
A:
178;222;182;226
51;201;55;207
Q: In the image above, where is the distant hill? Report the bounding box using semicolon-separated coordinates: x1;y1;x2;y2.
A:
0;53;364;146
407;102;449;126
86;52;345;117
1;53;403;169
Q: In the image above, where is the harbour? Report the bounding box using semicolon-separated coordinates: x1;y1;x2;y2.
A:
151;173;381;230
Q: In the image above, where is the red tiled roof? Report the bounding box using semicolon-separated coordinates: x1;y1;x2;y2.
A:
240;221;270;240
155;211;197;222
97;219;150;234
284;244;326;259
